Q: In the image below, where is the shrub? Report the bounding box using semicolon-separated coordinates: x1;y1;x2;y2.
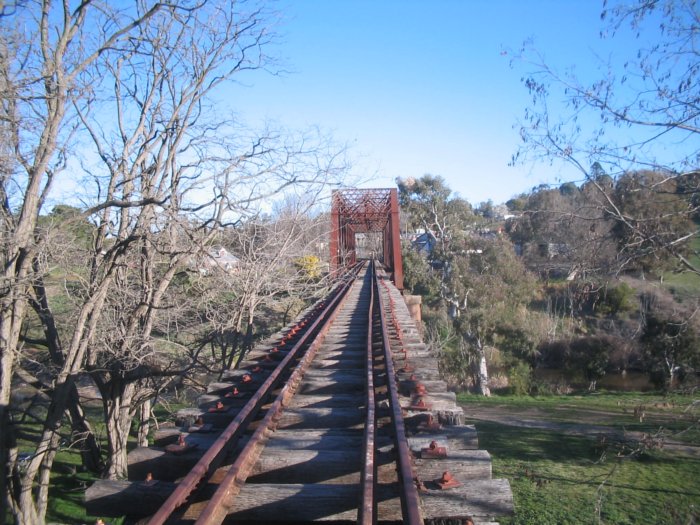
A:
598;282;636;315
506;359;533;395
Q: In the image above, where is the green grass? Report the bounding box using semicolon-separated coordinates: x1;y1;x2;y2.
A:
458;390;696;416
461;393;700;524
46;448;125;525
8;403;188;525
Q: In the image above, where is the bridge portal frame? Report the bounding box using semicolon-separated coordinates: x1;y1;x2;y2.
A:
329;188;404;290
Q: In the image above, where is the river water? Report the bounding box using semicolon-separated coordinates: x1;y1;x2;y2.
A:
533;369;657;392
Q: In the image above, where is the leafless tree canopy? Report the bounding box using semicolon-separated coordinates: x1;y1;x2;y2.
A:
512;0;699;275
0;1;347;522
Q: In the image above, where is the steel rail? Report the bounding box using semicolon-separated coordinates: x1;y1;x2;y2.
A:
147;265;361;525
376;270;424;525
358;261;376;524
193;263;363;525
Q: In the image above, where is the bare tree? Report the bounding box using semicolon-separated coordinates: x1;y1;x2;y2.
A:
0;3;172;522
66;4;345;481
1;0;348;520
512;0;699;275
199;192;335;376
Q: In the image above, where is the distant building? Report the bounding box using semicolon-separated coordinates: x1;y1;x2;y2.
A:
200;246;240;274
411;231;437;255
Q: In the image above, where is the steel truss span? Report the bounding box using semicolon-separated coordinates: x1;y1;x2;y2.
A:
330;188;404;290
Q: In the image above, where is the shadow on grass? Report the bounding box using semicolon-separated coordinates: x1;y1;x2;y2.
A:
509;468;700;498
475;421;597;462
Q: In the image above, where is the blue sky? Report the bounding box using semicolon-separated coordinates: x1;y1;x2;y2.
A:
222;0;630;205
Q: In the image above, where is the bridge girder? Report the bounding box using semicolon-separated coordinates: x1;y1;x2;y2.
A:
330;188;403;290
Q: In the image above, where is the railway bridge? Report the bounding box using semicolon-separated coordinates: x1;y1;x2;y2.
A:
86;189;514;524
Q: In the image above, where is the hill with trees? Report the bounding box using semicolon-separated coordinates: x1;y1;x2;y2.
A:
399;174;699;396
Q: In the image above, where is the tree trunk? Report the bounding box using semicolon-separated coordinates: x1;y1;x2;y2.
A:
234;323;255;370
11;430;60;525
102;379;137;480
67;390;102;473
35;433;60;521
138;398;151;448
0;293;28;525
31;275;103;472
476;349;491;397
0;404;12;525
223;330;241;372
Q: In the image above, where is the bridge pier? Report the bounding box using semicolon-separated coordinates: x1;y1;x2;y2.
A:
403;294;422;335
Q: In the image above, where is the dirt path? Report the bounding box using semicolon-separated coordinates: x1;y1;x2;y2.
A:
462;404;700;458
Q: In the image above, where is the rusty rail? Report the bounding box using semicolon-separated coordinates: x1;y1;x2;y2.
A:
358;261;377;525
194;267;359;524
377;269;424;525
147;265;361;525
147;261;423;524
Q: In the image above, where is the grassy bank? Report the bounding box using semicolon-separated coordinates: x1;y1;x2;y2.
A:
459;392;700;524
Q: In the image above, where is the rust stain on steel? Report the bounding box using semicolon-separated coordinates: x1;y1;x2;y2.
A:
147;267;359;525
194;265;362;525
359;261;376;525
377;275;424;525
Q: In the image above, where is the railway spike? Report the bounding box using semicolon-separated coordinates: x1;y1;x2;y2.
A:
209;400;226;413
421;440;447;459
418;413;442;431
188;417;212;433
165;433;196;455
436;471;461;489
143;472;156;486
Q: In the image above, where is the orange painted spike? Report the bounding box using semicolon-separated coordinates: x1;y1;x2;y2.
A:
252;366;262;373
225;387;239;398
418;413;442;431
270;347;279;353
165;434;195;455
414;383;427;395
421;440;447;459
208;400;225;412
145;472;153;482
242;374;253;383
436;471;461;489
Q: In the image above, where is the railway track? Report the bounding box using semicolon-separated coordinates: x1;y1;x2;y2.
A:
87;262;513;524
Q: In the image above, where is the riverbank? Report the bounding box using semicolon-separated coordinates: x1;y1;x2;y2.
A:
458;392;700;524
